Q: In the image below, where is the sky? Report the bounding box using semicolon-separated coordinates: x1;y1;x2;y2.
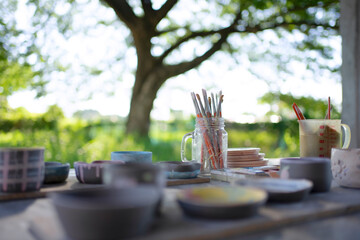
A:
7;0;342;123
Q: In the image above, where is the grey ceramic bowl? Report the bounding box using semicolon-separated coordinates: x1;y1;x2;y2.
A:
280;157;332;193
0;147;45;192
103;162;166;215
44;162;70;184
111;151;152;163
102;162;166;191
51;186;160;240
156;161;201;179
74;160;124;184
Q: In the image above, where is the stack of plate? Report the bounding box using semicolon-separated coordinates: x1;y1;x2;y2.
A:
227;148;267;168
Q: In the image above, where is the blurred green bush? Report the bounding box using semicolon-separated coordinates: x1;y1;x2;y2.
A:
0;106;300;167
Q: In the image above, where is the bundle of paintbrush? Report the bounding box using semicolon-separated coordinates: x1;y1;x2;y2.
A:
190;89;227;171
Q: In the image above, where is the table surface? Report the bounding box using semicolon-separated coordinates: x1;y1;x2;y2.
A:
1;176;360;240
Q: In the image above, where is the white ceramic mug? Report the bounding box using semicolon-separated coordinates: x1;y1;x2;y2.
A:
331;148;360;188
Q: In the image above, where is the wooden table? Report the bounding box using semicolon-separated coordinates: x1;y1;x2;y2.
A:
0;176;360;240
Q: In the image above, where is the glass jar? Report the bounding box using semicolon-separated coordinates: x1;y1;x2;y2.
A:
181;117;228;175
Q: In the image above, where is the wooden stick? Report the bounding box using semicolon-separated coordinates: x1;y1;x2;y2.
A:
211;93;217;117
191;92;201;118
328;97;331;119
202;89;212;118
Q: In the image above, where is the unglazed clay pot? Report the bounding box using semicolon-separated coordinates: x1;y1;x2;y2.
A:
331;148;360;188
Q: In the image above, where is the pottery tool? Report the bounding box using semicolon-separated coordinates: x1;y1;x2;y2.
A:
190;90;225;169
211;93;217;117
196;93;218;169
191;92;202;118
292;103;305;120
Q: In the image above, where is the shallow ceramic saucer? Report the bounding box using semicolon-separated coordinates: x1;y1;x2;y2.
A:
156;161;201;179
235;178;313;202
176;186;267;219
44;161;70;184
74;160;124;184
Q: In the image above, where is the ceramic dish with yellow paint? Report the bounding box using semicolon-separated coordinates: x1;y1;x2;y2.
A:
176;186;267;219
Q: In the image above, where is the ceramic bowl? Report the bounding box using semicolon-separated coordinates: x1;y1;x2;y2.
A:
102;162;166;189
0;147;45;192
102;162;166;215
111;151;152;163
156;161;201;179
51;186;160;240
44;162;70;184
280;157;332;193
331;148;360;188
176;186;267;219
235;178;313;202
74;160;124;184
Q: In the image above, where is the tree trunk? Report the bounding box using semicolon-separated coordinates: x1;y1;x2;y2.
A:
125;69;165;137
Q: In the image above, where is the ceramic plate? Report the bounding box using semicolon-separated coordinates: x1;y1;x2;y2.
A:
227;153;265;162
156;161;201;179
235;178;313;202
177;186;267;219
227;148;260;156
227;160;268;168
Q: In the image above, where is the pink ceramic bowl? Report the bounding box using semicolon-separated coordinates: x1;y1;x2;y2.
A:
74;160;124;184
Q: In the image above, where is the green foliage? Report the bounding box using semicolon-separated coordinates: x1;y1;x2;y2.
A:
0;106;302;166
258;92;341;120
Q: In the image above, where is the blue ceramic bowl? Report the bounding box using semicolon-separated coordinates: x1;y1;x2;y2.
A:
156;161;201;179
111;151;152;164
44;161;70;184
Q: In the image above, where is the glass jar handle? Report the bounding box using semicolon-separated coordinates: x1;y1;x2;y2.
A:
181;131;193;162
341;123;351;148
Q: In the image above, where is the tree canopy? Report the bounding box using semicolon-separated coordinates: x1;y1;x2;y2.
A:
1;0;340;136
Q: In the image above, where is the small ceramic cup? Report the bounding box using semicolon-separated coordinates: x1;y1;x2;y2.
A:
331;148;360;188
111;151;152;163
280;157;332;193
102;162;166;215
0;147;45;192
102;162;166;190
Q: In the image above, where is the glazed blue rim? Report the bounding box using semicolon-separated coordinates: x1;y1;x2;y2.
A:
45;162;70;169
111;151;152;155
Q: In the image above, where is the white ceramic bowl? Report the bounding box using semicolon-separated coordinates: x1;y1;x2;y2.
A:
331;148;360;188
